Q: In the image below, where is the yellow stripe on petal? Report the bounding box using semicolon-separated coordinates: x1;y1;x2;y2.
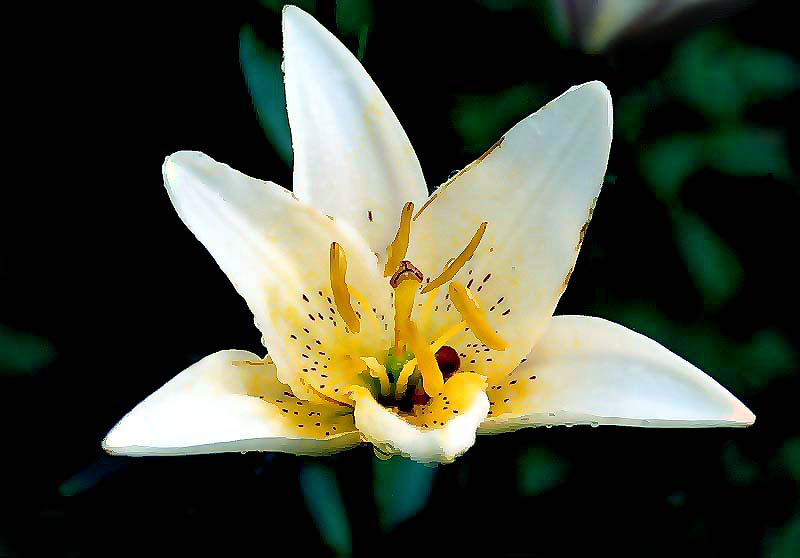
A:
449;281;508;351
420;222;486;294
329;242;360;333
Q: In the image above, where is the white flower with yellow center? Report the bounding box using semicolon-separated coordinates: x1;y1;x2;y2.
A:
102;6;754;464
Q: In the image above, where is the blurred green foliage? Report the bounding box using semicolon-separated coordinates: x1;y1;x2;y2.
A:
372;456;436;532
518;447;567;496
670;30;800;121
336;0;372;60
299;462;353;555
0;324;55;375
614;304;795;396
672;208;743;309
240;25;293;165
58;457;127;497
764;515;800;558
452;84;548;154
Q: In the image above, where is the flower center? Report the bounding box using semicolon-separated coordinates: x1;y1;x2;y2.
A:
328;201;508;409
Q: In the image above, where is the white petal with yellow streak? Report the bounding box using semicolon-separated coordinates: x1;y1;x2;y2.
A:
350;373;490;464
407;82;613;383
103;351;360;456
283;6;428;257
479;316;756;432
163;151;392;402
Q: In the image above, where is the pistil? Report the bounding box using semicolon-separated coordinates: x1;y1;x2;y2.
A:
390;260;423;352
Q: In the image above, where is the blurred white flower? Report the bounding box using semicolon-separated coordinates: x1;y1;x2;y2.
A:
553;0;750;53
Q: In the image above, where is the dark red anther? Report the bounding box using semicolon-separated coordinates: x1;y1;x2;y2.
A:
435;345;460;380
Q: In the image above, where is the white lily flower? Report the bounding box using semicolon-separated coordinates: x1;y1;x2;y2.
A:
103;6;754;464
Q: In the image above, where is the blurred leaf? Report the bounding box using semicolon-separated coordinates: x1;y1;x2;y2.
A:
740;329;796;391
778;438;800;484
641;126;791;202
617;85;666;143
299;462;352;556
705;127;792;180
721;441;759;486
239;25;293;165
259;0;316;14
763;514;800;558
453;84;547;153
479;0;536;11
336;0;372;60
59;456;127;497
640;135;702;200
670;29;800;120
612;304;796;395
336;0;373;36
673;210;743;308
0;324;56;375
736;44;800;100
373;456;436;532
518;447;567;496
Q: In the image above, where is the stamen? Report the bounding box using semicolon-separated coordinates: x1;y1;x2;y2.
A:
418;258;454;330
361;357;391;397
394;318;467;399
395;357;418;399
391;261;423;351
329;242;360;333
383;202;414;277
431;319;468;352
420;222;487;294
400;320;443;396
449;281;508;350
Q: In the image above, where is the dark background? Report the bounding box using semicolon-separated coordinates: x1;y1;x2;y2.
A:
4;1;799;556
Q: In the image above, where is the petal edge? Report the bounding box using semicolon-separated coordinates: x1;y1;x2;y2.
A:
480;315;755;433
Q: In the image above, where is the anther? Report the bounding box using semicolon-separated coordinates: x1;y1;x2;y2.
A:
329;242;360;333
421;222;487;294
384;202;414;277
449;281;508;350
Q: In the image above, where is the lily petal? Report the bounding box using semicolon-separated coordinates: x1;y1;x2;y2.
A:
408;82;613;382
283;6;428;256
350;373;490;464
479;315;756;432
163;151;392;402
103;351;360;456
